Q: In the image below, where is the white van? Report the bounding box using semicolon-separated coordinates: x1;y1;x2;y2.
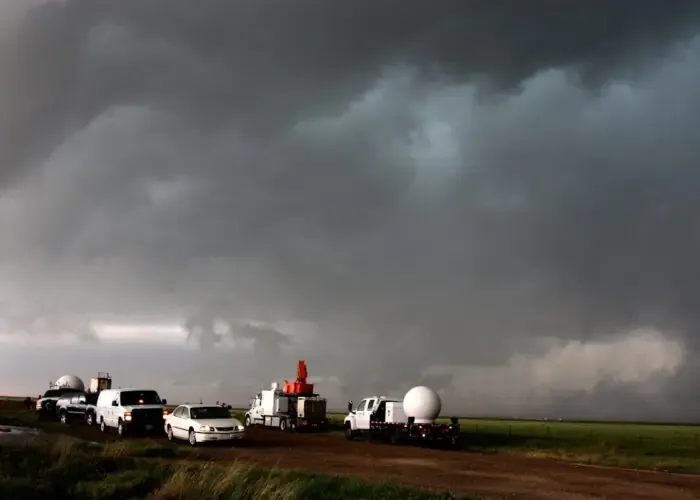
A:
95;388;168;436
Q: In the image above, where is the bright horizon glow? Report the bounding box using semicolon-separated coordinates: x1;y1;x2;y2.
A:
94;322;188;343
0;321;190;346
0;318;312;347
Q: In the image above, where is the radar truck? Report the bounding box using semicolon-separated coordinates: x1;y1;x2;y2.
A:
344;385;460;448
244;360;328;432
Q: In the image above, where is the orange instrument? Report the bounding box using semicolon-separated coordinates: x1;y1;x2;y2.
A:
283;360;315;394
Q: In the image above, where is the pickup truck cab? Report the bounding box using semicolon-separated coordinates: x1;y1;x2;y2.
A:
344;396;400;439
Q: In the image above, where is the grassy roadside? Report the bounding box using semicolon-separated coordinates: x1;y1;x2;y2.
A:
0;437;467;500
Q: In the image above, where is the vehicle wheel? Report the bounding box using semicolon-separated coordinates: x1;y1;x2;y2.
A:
167;425;174;442
188;429;197;447
117;419;126;437
389;429;400;445
86;412;94;426
345;424;354;440
59;411;68;424
244;415;251;427
279;419;287;432
100;418;107;433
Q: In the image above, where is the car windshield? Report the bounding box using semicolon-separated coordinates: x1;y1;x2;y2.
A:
190;406;232;420
120;390;161;406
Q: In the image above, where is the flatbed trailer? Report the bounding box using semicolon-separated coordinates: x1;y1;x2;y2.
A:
369;416;460;447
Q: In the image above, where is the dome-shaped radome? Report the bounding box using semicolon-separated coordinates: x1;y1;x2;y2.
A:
54;375;85;392
403;385;441;424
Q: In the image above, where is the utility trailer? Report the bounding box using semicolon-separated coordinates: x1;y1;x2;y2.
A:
244;360;328;432
344;394;461;448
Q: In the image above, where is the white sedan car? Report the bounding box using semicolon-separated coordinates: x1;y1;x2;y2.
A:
164;404;245;446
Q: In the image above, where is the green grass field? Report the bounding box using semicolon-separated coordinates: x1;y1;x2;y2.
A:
445;417;700;472
0;437;463;500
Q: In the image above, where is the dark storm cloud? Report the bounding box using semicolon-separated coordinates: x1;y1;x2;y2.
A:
2;0;700;418
2;0;699;186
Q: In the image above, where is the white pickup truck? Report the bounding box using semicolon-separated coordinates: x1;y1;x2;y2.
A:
344;395;460;448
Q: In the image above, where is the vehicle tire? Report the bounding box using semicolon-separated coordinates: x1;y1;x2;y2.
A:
100;418;107;433
279;418;287;432
167;425;174;442
59;411;68;424
389;429;400;445
244;415;251;427
117;419;126;437
188;428;197;447
86;412;94;426
345;424;354;440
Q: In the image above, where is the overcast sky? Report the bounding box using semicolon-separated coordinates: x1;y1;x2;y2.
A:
2;0;700;420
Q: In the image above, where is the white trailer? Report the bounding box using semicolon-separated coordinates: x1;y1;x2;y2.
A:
343;386;460;448
244;382;328;432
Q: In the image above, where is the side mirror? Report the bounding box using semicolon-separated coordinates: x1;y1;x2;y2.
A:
111;400;118;407
347;401;353;413
161;399;167;405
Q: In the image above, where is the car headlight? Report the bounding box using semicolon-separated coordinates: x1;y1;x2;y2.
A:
198;425;215;432
124;411;132;421
236;425;245;432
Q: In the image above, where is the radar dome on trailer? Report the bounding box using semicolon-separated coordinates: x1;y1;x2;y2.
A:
54;375;85;392
403;385;442;424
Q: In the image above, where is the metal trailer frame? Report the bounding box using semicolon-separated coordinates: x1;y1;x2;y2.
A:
368;415;461;448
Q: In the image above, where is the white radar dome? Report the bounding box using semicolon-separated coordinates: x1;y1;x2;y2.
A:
54;375;85;392
403;385;441;423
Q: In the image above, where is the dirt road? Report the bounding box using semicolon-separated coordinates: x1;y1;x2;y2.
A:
45;423;700;499
5;404;700;500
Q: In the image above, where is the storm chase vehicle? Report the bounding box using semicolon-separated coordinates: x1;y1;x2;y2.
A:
96;389;168;436
165;404;245;446
56;392;99;425
35;388;84;420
